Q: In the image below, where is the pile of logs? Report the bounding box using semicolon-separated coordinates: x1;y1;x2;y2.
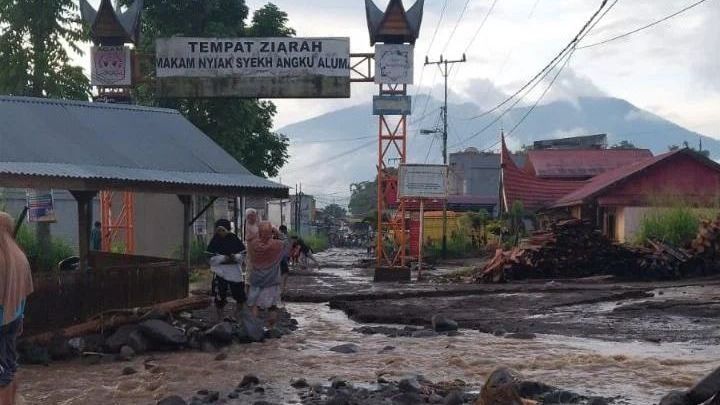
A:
478;218;718;283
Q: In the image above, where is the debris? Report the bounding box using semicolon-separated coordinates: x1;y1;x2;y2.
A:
138;320;187;346
122;366;137;376
432;315;459;332
330;343;359;354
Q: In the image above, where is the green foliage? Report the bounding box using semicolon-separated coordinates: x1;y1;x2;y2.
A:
126;0;292;177
304;234;329;253
425;232;474;260
349;180;377;217
172;239;208;268
15;225;74;272
0;0;90;98
459;210;490;248
323;203;347;220
636;206;703;247
611;140;637;149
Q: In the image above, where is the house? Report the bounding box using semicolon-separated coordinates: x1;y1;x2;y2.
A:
532;133;608;150
551;149;720;242
524;148;653;180
267;194;316;236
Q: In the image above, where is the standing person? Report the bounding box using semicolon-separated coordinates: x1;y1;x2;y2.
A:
278;225;290;294
207;219;246;321
243;208;260;290
247;222;288;330
90;221;102;251
292;237;321;271
0;212;33;405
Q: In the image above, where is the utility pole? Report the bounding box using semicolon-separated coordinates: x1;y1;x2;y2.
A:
424;54;467;258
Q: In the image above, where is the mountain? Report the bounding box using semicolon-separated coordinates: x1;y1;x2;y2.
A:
277;96;718;196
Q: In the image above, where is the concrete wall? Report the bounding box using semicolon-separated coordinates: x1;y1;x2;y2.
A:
133;193;184;258
616;206;650;243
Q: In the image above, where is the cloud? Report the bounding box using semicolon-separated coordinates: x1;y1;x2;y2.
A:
694;4;720;91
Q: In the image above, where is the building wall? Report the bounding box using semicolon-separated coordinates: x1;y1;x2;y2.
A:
133;193;184;258
616;206;651;243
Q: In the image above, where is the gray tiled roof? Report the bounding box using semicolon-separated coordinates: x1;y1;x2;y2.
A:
0;96;287;194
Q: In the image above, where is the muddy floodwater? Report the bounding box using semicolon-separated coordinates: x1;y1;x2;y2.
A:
18;249;720;404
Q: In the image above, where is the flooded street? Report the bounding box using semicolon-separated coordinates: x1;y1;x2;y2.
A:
18;249;720;404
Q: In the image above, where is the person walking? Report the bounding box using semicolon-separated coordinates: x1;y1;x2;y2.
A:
278;225;290;294
247;222;288;330
207;219;246;321
243;208;260;291
90;221;102;251
292;237;320;271
0;212;33;405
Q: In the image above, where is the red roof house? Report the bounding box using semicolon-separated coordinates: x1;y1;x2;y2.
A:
524;148;653;179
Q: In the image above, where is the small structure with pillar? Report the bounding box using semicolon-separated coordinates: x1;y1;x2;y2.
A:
0;96;287;335
365;0;424;282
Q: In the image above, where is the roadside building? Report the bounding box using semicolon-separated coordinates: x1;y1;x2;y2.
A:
267;194;316;237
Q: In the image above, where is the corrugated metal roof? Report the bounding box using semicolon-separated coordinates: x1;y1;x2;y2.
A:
0;96;286;193
525;149;653;179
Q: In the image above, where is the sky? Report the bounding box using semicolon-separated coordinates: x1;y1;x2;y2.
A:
81;0;720;205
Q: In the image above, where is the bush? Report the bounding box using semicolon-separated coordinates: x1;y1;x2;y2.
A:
424;232;475;260
636;206;702;247
172;239;208;268
304;234;329;253
15;225;75;272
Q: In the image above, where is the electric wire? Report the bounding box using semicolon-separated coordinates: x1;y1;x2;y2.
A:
578;0;711;49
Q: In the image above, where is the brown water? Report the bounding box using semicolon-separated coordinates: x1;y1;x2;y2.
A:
18;302;720;404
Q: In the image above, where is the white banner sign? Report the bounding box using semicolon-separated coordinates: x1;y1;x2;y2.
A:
91;46;132;86
398;165;448;199
375;44;414;84
156;37;350;78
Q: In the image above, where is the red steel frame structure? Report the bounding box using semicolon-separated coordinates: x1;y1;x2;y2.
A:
376;83;408;268
100;191;135;253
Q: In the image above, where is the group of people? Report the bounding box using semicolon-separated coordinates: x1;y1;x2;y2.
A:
206;209;320;329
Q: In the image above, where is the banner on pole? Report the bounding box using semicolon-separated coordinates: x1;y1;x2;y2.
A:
373;95;412;115
398;164;448;199
375;44;414;84
155;37;351;98
91;46;132;86
26;190;57;223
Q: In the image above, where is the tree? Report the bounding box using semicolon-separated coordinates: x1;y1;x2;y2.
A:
127;1;291;177
0;0;90;99
349;180;378;217
323;204;347;220
611;140;637;150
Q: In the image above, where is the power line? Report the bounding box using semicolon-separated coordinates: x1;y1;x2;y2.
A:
441;0;473;53
294;140;376;170
463;0;500;54
452;0;613;147
460;0;610;123
578;0;711;49
291;135;375;145
411;0;449;116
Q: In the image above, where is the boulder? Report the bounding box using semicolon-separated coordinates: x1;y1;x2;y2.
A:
138;320;187;346
122;366;137;376
688;367;720;404
106;325;137;353
432;315;459;332
291;378;310;389
157;396;187;405
477;367;526;405
118;345;136;362
206;322;234;344
128;330;150;354
398;377;421;393
48;335;74;360
659;391;690;405
444;391;464;405
330;343;359;354
238;374;260;389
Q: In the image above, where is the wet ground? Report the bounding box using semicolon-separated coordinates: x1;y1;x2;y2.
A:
18;248;720;404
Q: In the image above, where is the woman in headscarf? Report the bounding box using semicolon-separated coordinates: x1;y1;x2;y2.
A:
247;221;288;329
207;219;246;321
243;208;260;291
0;212;33;405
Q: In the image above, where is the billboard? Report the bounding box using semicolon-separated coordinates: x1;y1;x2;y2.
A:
155;37;351;98
373;96;412;115
26;190;57;223
375;44;414;84
398;164;448;199
91;46;132;86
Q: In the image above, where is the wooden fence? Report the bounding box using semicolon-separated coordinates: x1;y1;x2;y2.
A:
24;253;189;336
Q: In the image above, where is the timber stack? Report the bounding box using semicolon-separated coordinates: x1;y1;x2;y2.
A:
478;218;713;283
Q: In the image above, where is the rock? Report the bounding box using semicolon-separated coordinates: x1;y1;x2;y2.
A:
207;391;220;402
379;345;396;353
588;397;610;405
688;367;720;404
82;334;106;353
128;330;150;354
411;329;439;338
254;387;265;393
118;345;136;361
493;328;507;337
49;335;74;360
543;390;581;403
398;377;421;393
505;332;537;340
331;378;349;389
659;390;691;405
82;353;106;366
446;330;461;337
214;352;228;361
228;392;239;399
479;367;526;405
392;392;424;405
516;381;555;398
291;378;310;389
443;391;464;405
201;341;219;353
157;396;187;405
239;375;260;389
377;376;390;384
122;366;137;376
106;325;137;353
330;343;359;354
432;314;459;332
138;320;187;346
325;392;351;405
429;394;444;404
206;322;234;344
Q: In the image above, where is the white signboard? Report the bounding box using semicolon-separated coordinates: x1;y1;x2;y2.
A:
375;44;414;84
91;46;132;86
155;37;351;98
398;164;448;199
